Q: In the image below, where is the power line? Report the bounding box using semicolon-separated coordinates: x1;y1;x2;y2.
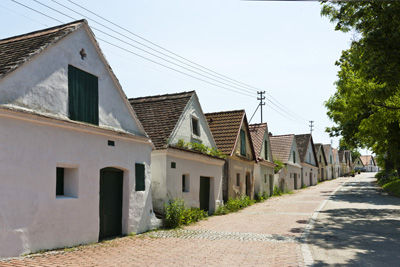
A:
249;104;260;124
66;0;260;94
8;0;308;123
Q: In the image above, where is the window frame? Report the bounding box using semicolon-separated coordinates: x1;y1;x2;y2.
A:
191;116;200;137
135;163;146;191
240;129;246;156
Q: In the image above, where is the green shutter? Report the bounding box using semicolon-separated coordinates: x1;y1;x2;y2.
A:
68;65;99;125
135;163;145;191
240;129;246;156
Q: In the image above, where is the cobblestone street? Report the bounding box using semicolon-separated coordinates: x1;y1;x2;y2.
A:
0;177;346;267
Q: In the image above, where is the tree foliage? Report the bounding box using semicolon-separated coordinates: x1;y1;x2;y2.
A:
321;1;400;174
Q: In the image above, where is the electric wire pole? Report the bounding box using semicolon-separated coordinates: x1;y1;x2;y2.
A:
309;120;314;134
257;91;266;123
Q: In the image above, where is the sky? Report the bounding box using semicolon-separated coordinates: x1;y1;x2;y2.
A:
0;0;370;154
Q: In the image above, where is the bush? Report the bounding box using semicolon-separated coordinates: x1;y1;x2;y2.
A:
164;199;208;228
376;170;398;186
274;159;284;174
382;179;400;197
164;199;185;228
182;208;208;225
215;195;255;215
255;191;269;202
272;186;283;196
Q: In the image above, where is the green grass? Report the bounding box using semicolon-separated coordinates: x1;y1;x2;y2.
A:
382;179;400;197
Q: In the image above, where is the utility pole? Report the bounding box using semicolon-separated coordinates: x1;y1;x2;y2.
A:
257;91;266;123
309;120;314;134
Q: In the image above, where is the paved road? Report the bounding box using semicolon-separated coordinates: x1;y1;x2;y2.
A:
1;174;398;266
309;173;400;266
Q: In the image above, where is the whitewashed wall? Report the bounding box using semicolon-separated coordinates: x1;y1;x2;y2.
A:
227;158;255;199
254;163;274;196
169;96;216;148
0;26;144;136
0;113;156;257
150;149;224;214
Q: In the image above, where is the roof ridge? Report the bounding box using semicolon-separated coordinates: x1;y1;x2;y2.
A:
0;19;86;44
270;134;294;137
249;122;268;127
205;109;245;115
129;91;195;102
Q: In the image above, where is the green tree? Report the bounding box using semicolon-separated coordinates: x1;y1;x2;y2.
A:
322;1;400;174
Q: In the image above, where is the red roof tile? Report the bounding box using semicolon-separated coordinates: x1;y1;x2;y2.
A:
270;134;294;163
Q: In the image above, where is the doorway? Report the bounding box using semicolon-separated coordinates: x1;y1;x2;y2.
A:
309;172;313;185
199;176;210;212
245;172;251;198
269;175;274;196
99;168;123;240
294;173;298;189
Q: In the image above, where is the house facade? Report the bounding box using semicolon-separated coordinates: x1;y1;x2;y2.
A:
338;151;348;176
332;148;341;178
295;134;319;186
130;91;224;215
206;110;256;201
360;155;378;172
314;143;328;181
0;20;158;257
249;123;275;197
353;157;365;171
270;134;302;191
323;145;334;180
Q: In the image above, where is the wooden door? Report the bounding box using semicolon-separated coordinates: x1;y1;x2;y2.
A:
99;168;123;240
245;172;251;197
199;177;210;211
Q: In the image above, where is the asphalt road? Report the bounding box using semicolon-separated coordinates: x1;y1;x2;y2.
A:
309;173;400;266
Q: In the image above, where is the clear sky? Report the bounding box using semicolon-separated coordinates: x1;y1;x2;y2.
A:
1;0;369;153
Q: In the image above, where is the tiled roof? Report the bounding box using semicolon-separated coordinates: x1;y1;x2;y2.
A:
360;155;374;166
323;144;332;160
294;134;311;163
205;110;245;156
270;134;294;163
129;91;194;149
249;123;267;158
0;20;85;79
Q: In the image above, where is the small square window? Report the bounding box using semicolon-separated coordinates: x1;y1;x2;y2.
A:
192;117;200;136
56;166;78;198
135;163;145;191
236;173;240;186
182;174;190;192
171;162;176;169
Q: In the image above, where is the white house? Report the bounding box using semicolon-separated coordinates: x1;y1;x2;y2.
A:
323;145;334;180
249;123;275;197
130;91;224;215
270;134;302;192
360;155;378;172
295;134;319;187
0;20;158;258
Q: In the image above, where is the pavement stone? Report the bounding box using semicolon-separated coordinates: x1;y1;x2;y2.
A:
0;177;347;267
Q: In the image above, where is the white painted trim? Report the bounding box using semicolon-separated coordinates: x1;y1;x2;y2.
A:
0;107;152;146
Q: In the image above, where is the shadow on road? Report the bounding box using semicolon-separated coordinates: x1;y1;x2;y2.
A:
304;175;400;266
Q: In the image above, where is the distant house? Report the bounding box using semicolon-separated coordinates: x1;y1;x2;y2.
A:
332;148;341;178
360;155;378;172
353;157;365;171
338;150;353;176
295;134;319;186
314;143;328;181
130;91;224;215
206;110;256;201
249;123;275;197
270;134;302;191
0;20;157;257
323;145;334;180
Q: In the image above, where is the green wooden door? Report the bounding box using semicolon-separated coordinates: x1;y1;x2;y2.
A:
199;177;210;212
99;168;123;240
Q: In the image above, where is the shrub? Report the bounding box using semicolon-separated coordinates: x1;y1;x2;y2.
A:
164;198;185;228
214;205;229;215
376;170;398;186
272;186;283;196
216;195;255;215
255;191;269;202
164;199;208;228
382;179;400;197
182;208;208;225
